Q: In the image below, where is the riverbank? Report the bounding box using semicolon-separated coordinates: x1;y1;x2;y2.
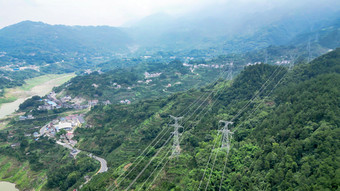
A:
0;181;18;191
0;156;47;191
0;73;75;119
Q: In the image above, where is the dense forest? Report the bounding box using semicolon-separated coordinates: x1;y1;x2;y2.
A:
0;3;339;190
74;49;340;190
0;48;338;191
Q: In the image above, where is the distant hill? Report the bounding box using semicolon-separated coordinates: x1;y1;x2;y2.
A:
0;7;339;59
0;21;132;54
128;6;340;53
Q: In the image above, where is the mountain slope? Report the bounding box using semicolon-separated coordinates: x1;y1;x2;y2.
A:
0;21;132;54
79;49;339;190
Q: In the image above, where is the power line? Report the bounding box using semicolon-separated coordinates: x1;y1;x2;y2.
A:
307;37;311;63
109;62;233;190
145;70;234;191
201;121;233;191
218;57;297;191
124;134;173;191
199;63;288;191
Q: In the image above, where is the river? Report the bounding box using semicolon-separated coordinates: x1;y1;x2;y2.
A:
0;181;19;191
0;74;75;119
0;98;26;119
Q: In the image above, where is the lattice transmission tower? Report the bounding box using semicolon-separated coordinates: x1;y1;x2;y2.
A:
170;115;183;158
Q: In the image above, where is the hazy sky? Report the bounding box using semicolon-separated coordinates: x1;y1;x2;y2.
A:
0;0;338;28
0;0;228;28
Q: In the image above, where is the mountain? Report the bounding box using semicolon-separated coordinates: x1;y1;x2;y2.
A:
1;4;339;60
129;4;340;53
289;17;340;49
74;49;339;190
0;20;132;54
0;3;339;190
0;47;338;190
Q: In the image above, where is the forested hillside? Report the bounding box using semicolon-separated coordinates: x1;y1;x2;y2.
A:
0;21;132;54
78;49;340;190
53;60;238;104
0;48;338;191
0;1;339;190
0;15;338;97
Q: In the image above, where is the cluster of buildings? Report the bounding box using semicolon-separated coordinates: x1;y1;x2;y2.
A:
144;72;162;78
39;114;85;146
37;92;100;111
119;99;131;104
275;60;291;65
19;115;35;121
137;79;153;84
111;82;133;90
0;64;40;72
0;51;6;57
112;83;122;89
183;62;229;73
246;62;263;66
246;60;291;66
182;63;229;68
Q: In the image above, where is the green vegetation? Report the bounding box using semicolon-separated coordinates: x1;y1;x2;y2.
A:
54;60;234;104
0;10;338;191
78;49;340;190
18;74;74;91
0;69;41;97
0;73;75;110
18;96;43;111
0;156;47;190
46;153;98;190
0;96;16;106
0;111;100;190
0;47;339;190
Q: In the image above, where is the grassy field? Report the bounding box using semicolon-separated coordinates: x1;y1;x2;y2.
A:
0;73;75;108
19;74;74;91
0;96;16;106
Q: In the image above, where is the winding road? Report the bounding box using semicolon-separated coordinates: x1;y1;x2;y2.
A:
90;154;108;173
55;141;108;173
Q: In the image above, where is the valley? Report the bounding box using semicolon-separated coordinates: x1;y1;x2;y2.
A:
0;73;75;119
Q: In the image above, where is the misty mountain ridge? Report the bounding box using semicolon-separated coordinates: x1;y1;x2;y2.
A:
0;5;339;58
0;20;132;54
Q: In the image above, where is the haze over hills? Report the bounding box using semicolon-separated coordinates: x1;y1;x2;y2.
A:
0;2;339;59
0;20;132;54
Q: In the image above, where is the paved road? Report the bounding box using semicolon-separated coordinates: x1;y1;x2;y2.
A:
56;141;81;156
91;155;108;173
42;124;108;189
56;141;108;173
39;126;47;136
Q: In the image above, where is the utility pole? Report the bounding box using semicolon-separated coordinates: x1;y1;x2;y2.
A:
170;115;183;158
288;59;293;71
219;120;233;154
288;54;296;71
228;62;233;81
307;37;311;63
